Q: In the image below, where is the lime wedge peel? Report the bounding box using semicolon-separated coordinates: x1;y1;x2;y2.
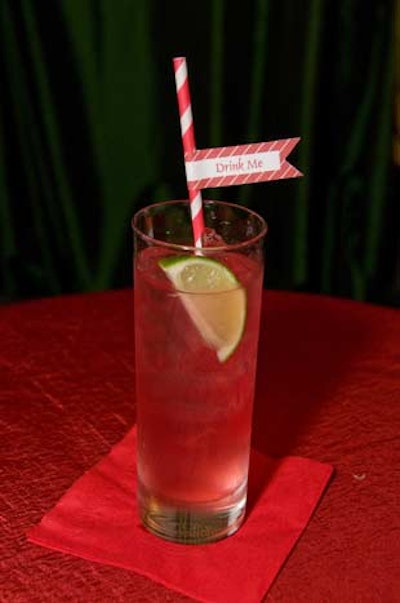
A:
159;255;246;362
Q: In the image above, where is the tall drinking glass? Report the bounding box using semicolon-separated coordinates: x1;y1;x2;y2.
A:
132;199;267;544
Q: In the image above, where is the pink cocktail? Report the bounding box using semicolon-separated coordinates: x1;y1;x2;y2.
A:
133;200;266;544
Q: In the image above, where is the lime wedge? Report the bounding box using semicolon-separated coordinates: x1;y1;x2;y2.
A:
159;255;246;362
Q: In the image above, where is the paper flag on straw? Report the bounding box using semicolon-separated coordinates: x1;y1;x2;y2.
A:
185;139;302;189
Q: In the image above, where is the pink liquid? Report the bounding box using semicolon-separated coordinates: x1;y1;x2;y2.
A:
134;246;263;511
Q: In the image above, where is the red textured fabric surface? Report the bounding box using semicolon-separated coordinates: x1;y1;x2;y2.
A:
27;428;332;603
1;289;399;602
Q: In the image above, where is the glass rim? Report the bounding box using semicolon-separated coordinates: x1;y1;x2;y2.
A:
131;199;268;253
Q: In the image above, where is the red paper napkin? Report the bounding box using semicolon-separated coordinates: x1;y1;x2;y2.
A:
27;428;333;603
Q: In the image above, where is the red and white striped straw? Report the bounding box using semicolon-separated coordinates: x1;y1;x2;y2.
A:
173;57;205;248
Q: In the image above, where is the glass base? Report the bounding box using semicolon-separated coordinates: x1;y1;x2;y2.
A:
138;483;247;544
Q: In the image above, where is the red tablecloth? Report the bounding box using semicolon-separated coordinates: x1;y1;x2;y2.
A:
1;289;399;602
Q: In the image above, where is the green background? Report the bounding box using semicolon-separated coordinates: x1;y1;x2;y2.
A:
0;0;398;304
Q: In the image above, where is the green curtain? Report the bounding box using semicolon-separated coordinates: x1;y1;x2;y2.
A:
0;0;397;305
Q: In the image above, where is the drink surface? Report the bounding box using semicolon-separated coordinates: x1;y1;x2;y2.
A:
135;246;263;508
